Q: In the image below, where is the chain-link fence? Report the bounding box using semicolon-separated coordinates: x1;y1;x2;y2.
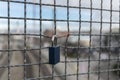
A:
0;0;120;80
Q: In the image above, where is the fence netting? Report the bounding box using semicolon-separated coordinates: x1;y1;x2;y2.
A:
0;0;120;80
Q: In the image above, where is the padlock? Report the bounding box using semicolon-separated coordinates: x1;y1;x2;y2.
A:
49;46;60;65
49;35;60;65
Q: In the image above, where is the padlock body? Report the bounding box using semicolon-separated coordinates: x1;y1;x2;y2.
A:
49;46;60;65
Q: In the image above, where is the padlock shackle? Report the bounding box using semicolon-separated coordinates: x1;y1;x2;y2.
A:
51;32;69;46
52;35;57;42
52;35;57;46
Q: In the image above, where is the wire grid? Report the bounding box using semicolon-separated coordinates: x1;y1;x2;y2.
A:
0;0;120;80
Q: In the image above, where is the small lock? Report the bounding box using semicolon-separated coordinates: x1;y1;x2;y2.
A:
49;35;60;65
49;46;60;65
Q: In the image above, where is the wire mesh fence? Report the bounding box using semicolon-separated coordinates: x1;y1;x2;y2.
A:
0;0;120;80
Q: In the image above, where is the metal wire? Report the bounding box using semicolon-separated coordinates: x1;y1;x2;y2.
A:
24;0;27;79
76;0;81;80
107;0;113;80
98;0;103;80
38;0;42;79
0;0;120;80
7;0;10;79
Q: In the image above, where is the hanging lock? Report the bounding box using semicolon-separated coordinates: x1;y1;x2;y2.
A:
49;35;60;65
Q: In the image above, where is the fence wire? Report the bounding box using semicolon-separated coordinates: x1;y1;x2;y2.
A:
0;0;120;80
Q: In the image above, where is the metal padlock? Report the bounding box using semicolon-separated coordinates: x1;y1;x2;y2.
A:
49;35;60;65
